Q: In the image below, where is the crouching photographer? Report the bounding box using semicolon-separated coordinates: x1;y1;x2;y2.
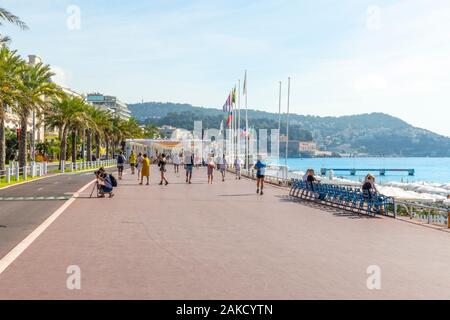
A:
94;167;116;198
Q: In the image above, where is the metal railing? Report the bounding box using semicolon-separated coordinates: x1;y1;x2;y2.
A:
394;201;450;227
0;159;117;186
228;164;290;187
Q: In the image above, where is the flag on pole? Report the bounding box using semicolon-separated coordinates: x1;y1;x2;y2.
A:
232;86;237;104
227;111;233;128
223;93;231;112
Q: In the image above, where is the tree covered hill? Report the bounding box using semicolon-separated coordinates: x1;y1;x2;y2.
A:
128;102;450;157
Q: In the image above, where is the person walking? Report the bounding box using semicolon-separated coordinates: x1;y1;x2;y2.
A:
207;155;215;184
254;156;267;195
117;151;126;180
140;154;150;186
136;153;143;181
184;151;194;184
158;153;169;185
220;154;227;182
129;151;137;175
173;152;180;174
234;157;241;180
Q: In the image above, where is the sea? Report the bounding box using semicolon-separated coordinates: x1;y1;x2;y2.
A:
268;157;450;184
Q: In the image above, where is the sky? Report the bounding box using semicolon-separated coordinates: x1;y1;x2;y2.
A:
2;0;450;137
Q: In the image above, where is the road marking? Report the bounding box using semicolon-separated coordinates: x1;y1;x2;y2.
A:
0;196;71;201
0;179;96;276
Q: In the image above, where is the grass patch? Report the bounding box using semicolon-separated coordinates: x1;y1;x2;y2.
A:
0;176;44;188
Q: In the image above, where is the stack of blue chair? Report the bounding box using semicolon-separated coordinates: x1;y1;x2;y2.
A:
289;179;394;216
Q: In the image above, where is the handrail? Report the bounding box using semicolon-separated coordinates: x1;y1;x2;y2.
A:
394;200;449;226
0;159;117;185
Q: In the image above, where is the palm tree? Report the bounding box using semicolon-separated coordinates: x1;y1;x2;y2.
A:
0;7;28;44
68;101;90;164
16;62;62;167
0;46;23;171
45;96;87;169
86;106;111;160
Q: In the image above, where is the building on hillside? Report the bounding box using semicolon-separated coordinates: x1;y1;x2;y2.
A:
159;125;176;137
86;93;131;120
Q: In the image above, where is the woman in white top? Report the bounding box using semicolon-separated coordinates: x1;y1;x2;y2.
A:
136;153;144;181
173;153;180;174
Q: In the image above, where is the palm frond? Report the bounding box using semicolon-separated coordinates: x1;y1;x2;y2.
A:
0;7;28;30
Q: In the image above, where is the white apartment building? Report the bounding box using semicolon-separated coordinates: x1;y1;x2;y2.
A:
86;93;131;120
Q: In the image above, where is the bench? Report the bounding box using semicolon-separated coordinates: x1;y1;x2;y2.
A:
289;180;394;216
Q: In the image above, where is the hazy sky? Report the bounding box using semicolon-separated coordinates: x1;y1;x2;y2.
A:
2;0;450;137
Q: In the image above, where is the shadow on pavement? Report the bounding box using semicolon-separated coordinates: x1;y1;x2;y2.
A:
277;195;378;220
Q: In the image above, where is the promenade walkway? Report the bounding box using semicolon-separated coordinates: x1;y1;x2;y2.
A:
0;166;450;299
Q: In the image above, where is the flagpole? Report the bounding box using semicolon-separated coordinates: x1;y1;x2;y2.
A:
285;77;291;168
278;81;282;166
238;79;241;160
245;71;249;170
233;82;238;163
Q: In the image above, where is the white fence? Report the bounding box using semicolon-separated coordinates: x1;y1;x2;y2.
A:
0;159;117;185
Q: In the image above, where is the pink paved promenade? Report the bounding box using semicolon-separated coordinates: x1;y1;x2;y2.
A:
1;166;450;299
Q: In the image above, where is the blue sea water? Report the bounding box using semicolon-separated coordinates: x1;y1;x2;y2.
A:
272;157;450;184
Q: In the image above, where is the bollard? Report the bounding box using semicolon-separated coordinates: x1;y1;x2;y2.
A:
6;166;10;183
15;163;20;181
23;165;27;181
30;163;35;178
393;199;397;218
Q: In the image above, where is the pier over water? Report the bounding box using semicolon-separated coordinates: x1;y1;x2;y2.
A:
320;168;415;176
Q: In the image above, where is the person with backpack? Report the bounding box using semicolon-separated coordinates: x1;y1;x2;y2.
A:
254;156;267;195
117;151;126;180
184;151;194;184
96;167;115;198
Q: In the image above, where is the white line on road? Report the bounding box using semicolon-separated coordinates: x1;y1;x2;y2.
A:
0;179;96;276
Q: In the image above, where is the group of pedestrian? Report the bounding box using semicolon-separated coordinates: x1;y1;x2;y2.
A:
128;151;150;185
126;150;268;196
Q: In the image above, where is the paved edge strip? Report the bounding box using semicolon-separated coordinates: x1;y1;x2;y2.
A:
0;179;96;276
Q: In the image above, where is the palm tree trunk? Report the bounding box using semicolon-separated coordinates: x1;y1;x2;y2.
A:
59;127;68;170
86;129;92;162
19;114;28;168
95;134;100;160
105;138;110;160
112;139;116;159
71;129;77;164
0;111;5;172
80;129;85;160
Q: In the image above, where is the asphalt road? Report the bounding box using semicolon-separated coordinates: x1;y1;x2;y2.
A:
0;168;119;260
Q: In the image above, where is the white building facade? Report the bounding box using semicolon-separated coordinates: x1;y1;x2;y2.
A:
86;93;131;120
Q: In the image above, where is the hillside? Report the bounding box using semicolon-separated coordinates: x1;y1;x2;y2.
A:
128;102;450;157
